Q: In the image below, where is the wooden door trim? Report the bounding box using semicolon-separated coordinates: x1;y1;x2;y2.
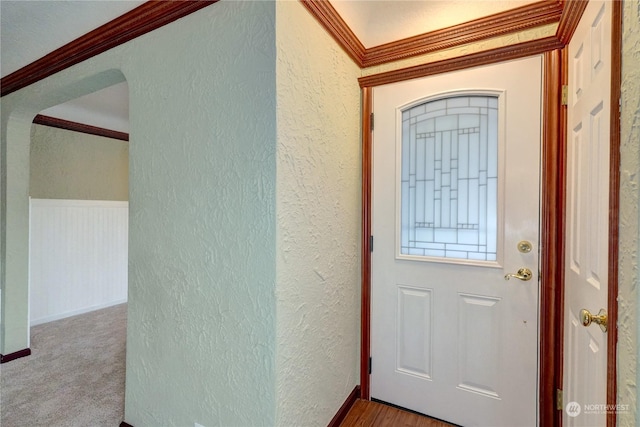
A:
360;87;373;401
358;37;563;88
607;1;622;426
360;50;565;424
541;48;565;427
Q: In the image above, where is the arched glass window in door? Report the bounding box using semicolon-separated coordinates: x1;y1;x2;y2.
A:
400;95;499;262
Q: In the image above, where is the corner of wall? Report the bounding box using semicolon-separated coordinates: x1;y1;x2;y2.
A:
617;1;640;425
275;1;362;425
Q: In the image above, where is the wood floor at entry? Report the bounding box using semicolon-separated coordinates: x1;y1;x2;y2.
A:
341;400;457;426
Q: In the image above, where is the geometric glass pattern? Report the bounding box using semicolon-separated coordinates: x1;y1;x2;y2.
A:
400;95;498;261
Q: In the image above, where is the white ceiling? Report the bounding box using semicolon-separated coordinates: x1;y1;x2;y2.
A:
1;1;144;78
1;0;144;134
40;81;130;133
1;0;538;134
331;0;538;48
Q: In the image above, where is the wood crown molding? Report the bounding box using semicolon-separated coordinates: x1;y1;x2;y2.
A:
0;1;218;97
556;0;589;45
0;348;31;363
358;36;563;88
33;115;129;142
301;0;563;69
299;0;366;66
363;1;563;67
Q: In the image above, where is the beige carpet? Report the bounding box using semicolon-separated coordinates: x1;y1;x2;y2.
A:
1;303;127;426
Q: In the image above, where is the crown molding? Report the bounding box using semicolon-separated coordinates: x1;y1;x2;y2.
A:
1;1;218;97
301;0;563;69
363;1;563;67
33;115;129;142
556;0;589;44
299;0;366;66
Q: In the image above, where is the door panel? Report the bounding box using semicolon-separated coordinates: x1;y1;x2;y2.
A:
563;1;611;425
457;293;502;399
396;286;433;378
371;56;542;427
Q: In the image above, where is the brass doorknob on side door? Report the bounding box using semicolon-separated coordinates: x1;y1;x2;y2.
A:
504;268;533;281
580;308;608;332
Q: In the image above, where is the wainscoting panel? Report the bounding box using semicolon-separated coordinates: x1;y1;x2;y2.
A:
29;199;128;325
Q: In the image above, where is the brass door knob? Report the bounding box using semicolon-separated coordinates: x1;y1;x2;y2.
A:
504;268;533;281
580;308;608;332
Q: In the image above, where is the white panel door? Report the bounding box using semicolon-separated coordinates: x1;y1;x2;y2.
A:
371;56;542;427
563;1;611;425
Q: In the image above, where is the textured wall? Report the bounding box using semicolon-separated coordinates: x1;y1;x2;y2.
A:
618;0;640;425
124;2;277;425
275;2;362;425
30;124;128;201
1;115;32;353
361;23;557;76
2;1;277;426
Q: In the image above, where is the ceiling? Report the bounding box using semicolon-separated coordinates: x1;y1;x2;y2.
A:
0;0;538;134
331;0;537;48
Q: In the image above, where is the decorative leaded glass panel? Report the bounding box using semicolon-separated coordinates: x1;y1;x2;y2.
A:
400;95;499;261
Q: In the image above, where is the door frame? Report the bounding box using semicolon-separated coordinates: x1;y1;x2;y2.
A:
357;4;621;423
606;3;622;427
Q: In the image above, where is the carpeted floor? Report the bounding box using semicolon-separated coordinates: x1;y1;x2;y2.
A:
0;303;127;427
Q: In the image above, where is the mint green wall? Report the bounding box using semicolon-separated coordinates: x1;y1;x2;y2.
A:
1;115;32;357
2;1;277;425
124;3;276;424
30;124;129;201
275;2;362;425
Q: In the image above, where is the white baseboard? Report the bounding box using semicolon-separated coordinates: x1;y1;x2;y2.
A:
30;298;128;326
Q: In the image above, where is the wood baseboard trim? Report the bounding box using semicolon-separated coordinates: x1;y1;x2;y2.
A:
327;385;361;427
33;115;129;141
0;348;32;363
120;422;134;427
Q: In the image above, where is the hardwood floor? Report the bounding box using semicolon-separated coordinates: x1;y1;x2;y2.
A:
340;399;456;427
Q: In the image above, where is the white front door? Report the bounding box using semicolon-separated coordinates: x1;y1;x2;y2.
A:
563;1;612;425
371;56;543;427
